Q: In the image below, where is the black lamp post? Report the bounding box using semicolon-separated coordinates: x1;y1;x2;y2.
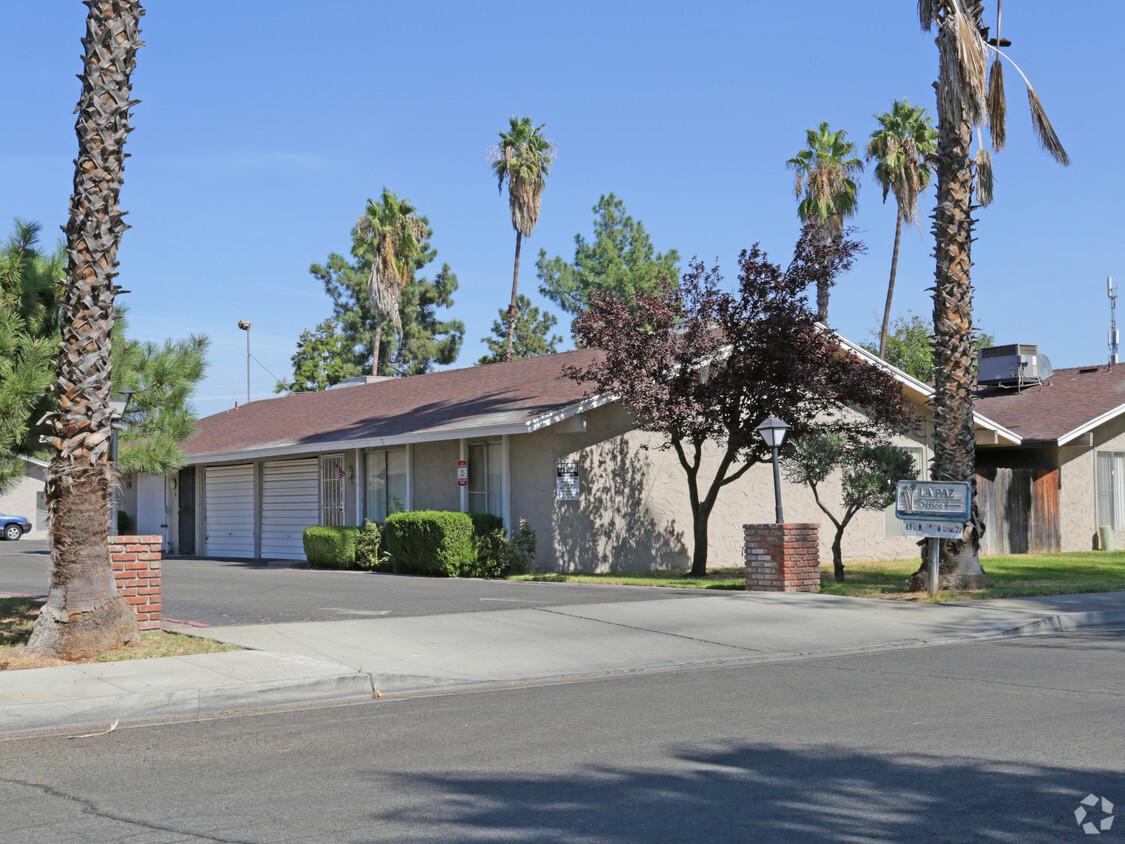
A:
755;416;789;524
109;389;135;534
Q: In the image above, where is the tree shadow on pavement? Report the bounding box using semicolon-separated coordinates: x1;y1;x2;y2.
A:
375;741;1123;842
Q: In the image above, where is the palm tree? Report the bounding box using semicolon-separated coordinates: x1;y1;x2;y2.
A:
27;0;145;658
354;189;428;375
914;0;1068;591
867;99;938;359
787;122;863;322
488;116;556;361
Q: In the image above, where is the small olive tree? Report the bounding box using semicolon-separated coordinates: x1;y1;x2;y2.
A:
785;433;918;582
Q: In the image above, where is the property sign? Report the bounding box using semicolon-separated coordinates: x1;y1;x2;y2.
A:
457;459;468;488
895;480;971;523
556;461;579;501
900;519;966;539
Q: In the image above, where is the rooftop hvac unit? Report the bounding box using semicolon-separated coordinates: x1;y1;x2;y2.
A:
977;344;1053;388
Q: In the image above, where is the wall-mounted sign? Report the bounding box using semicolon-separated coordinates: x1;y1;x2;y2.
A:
895;480;971;523
457;459;468;488
556;461;579;501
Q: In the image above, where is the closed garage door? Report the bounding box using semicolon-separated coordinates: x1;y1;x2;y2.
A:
205;464;255;558
261;458;320;560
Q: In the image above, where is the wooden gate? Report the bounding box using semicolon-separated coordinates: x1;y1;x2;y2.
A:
976;466;1060;555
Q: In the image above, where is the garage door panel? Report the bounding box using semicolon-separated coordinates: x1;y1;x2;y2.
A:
205;465;254;558
261;459;319;560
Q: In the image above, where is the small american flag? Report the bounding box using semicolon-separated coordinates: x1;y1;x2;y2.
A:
333;465;345;480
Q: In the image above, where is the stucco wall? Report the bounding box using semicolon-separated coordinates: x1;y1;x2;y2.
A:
1056;413;1125;552
412;440;461;512
510;403;929;573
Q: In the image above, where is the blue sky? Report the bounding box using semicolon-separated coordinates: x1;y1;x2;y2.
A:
2;2;1116;418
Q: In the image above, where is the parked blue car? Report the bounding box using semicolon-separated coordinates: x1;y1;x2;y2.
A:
0;514;32;541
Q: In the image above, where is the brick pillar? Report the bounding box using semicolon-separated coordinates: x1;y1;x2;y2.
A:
744;523;820;593
110;535;162;631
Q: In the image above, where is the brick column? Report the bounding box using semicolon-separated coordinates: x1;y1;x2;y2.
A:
110;535;162;631
744;523;820;593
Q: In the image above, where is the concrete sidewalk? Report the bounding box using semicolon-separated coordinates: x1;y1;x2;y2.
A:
2;589;1123;735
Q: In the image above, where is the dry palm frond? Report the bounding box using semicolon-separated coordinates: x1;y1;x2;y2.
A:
937;7;987;127
918;0;937;31
1027;83;1070;166
990;44;1071;167
974;146;994;207
987;57;1006;150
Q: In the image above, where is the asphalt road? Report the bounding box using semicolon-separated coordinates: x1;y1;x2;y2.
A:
2;628;1123;842
0;541;719;626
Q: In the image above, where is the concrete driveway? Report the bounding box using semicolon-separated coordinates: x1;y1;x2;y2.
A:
0;543;721;627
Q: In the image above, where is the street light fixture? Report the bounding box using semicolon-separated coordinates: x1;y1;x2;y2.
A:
109;389;136;534
238;319;251;406
756;416;789;524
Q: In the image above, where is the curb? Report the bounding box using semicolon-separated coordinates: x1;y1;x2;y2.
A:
990;609;1125;638
0;671;375;737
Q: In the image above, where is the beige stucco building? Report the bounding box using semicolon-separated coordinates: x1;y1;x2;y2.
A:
130;338;1058;571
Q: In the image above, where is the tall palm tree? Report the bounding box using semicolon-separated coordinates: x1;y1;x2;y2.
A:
915;0;1068;591
354;189;428;375
488;116;556;361
27;0;145;658
867;99;938;359
787;122;863;322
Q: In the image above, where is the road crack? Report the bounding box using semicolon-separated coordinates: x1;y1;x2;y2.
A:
0;777;253;843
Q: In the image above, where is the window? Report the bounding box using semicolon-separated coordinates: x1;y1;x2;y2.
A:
321;455;345;526
365;448;407;522
1097;451;1125;530
468;441;504;517
885;446;926;538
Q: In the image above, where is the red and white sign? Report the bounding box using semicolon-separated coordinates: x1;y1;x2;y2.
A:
457;459;469;487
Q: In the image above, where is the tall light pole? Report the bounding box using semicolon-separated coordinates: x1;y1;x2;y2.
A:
109;389;135;534
755;416;790;524
238;319;251;405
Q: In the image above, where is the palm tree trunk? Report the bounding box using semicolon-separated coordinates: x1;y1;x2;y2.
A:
371;322;382;376
27;0;144;658
910;8;992;591
879;213;904;359
505;231;522;361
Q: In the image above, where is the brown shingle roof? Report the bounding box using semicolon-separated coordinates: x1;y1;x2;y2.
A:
973;364;1125;443
184;349;602;461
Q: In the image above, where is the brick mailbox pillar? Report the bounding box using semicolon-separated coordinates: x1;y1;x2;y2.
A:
744;523;820;593
109;535;162;630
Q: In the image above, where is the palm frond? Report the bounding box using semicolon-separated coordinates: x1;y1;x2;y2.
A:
974;147;993;207
987;57;1006;150
918;0;937;31
1027;82;1070;166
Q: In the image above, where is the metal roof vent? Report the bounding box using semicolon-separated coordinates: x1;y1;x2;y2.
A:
977;344;1053;389
326;375;394;390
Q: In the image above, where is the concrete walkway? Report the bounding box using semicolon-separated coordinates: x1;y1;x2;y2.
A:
2;589;1123;735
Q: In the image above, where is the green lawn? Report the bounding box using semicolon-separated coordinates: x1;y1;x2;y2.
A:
512;551;1125;602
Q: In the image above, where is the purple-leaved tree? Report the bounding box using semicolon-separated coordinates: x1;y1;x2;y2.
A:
566;223;916;577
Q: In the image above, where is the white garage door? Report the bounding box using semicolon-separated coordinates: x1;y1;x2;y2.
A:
204;464;255;558
261;458;320;560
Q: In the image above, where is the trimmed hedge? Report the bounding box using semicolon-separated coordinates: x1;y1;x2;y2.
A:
384;511;475;577
468;513;506;578
303;526;358;569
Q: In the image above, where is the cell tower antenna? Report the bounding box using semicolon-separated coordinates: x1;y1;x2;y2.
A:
1109;277;1119;366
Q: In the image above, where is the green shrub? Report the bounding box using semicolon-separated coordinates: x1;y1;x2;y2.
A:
384;511;475;577
468;513;507;578
505;518;537;575
355;519;391;572
303;526;358;569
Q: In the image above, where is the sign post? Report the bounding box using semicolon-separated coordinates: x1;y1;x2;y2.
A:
895;481;972;596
